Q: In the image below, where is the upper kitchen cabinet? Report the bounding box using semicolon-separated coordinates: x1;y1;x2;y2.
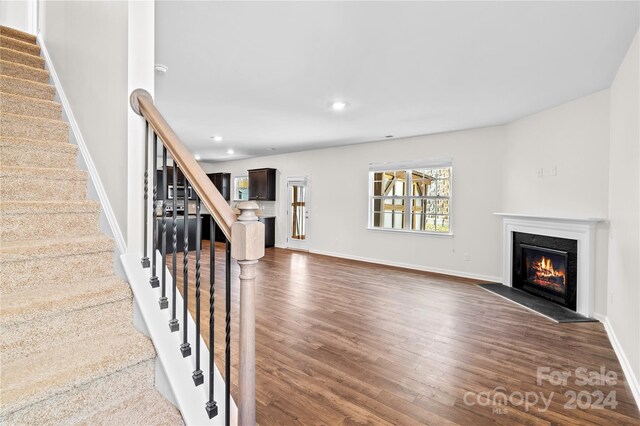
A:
248;168;277;201
208;172;231;201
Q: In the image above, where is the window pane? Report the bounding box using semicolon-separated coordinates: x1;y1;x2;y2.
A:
427;180;437;196
373;180;383;196
436;215;450;232
437;177;451;197
424;214;437;231
373;198;382;213
437;199;449;215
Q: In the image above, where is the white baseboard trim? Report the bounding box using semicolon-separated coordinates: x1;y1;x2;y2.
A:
37;34;127;254
308;248;502;283
593;313;640;408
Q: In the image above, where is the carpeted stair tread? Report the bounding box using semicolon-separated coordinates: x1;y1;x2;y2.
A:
1;91;62;119
0;75;55;101
0;199;99;214
0;200;100;242
0;25;37;45
0;324;156;416
80;390;185;426
0;35;41;56
1;111;68;142
0;136;76;153
0;360;157;425
0;46;45;69
0;234;113;260
0;137;77;169
0;166;87;201
0;59;49;83
2;299;137;364
0;165;85;181
0;275;130;327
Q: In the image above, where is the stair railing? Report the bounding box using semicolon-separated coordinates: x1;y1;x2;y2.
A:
130;89;263;425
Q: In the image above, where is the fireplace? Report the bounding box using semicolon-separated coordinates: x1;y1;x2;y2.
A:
512;232;577;311
497;213;603;317
521;244;567;302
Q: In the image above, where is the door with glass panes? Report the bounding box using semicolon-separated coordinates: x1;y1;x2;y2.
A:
287;178;309;250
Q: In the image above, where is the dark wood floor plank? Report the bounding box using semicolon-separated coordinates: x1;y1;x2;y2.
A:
171;242;640;425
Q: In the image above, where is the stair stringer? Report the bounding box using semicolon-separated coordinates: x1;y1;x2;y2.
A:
121;251;238;426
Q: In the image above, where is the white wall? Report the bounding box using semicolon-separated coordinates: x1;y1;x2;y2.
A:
0;0;32;33
205;126;507;282
40;1;129;238
607;31;639;390
503;90;611;315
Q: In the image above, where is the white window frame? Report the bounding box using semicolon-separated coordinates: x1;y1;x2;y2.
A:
233;175;249;201
367;159;453;236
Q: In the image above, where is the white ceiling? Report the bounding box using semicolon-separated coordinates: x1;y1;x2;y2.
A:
155;1;639;162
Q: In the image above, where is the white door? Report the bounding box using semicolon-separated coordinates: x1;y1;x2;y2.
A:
287;177;309;250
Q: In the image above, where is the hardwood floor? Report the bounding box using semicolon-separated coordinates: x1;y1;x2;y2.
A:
172;242;640;425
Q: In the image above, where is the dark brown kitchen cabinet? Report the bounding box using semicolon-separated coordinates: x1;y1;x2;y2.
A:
207;172;231;201
248;168;276;201
156;216;196;252
259;217;275;248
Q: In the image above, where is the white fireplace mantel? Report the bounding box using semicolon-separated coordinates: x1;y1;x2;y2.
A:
494;213;606;317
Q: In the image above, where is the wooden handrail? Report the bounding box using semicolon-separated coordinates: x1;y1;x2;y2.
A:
130;89;237;240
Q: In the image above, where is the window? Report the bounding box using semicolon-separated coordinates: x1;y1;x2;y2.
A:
234;176;249;201
369;163;452;234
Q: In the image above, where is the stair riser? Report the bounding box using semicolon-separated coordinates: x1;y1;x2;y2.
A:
0;360;156;425
1;211;99;242
0;175;86;201
0;96;62;120
0;76;55;101
0;48;45;69
0;251;114;292
0;60;49;84
1;115;68;143
0;36;40;56
1;299;133;363
0;144;77;169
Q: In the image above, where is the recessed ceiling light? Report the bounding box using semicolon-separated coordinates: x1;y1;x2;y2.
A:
226;148;234;155
194;154;202;160
211;135;223;142
331;101;347;111
154;64;168;73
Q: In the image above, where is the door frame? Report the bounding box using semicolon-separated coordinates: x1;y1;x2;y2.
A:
286;176;310;251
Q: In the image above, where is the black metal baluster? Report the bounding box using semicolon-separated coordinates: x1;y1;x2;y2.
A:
169;164;179;332
141;121;150;268
149;133;159;288
206;218;218;418
159;146;168;308
180;177;192;357
193;196;204;385
225;238;231;426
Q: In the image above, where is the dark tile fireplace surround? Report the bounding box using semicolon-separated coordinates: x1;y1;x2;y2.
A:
512;232;578;311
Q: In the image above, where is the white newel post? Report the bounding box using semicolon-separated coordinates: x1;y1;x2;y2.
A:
231;202;264;426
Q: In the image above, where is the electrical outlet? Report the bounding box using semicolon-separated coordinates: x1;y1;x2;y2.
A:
464;253;471;261
551;166;558;176
537;168;544;178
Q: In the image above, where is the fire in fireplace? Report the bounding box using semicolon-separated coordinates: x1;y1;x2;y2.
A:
522;244;568;296
512;232;577;310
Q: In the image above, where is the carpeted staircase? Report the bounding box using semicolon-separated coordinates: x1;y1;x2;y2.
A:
0;26;184;425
